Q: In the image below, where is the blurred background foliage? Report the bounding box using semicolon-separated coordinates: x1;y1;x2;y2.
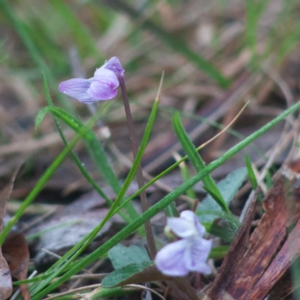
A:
1;0;300;182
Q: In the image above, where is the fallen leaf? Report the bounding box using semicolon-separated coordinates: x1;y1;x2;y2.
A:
3;232;30;300
0;168;21;299
0;248;12;300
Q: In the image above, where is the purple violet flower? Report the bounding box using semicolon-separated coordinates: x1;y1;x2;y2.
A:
155;210;212;277
58;57;124;103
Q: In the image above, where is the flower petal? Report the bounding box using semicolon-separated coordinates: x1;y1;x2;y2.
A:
167;217;197;238
89;68;119;100
186;237;212;274
102;56;125;78
180;210;206;237
58;78;94;103
155;239;190;276
167;211;206;238
87;79;118;100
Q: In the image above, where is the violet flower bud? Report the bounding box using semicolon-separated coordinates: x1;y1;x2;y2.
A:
58;57;124;103
102;56;125;78
155;210;212;277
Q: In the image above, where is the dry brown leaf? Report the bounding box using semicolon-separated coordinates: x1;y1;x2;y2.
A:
3;232;30;300
0;165;30;300
0;169;21;300
0;248;12;300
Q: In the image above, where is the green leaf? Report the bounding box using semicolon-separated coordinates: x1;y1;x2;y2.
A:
245;154;257;189
108;244;151;270
35;107;49;129
172;111;228;212
102;262;153;288
176;155;196;199
164;201;178;217
209;246;229;259
87;286;134;298
197;167;247;223
204;222;237;243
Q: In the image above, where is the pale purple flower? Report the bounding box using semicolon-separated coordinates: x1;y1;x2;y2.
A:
155;211;212;277
58;57;124;103
167;210;206;238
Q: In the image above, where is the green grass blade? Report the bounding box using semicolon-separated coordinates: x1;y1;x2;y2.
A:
35;107;50;129
245;0;270;68
172;111;228;213
175;153;196;200
245;154;258;190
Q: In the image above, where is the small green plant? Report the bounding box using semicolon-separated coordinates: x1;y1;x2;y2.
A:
4;56;300;299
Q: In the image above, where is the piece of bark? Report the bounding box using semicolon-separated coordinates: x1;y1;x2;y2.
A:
268;271;294;300
205;193;257;299
206;162;300;300
246;214;300;299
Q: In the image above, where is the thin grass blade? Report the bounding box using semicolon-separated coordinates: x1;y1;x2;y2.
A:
172;111;228;213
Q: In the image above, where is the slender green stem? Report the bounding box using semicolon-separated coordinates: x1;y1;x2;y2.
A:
118;76;156;259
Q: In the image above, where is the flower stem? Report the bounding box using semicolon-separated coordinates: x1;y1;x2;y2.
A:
118;76;156;259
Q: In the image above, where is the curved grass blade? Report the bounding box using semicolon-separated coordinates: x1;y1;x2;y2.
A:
172;111;228;213
245;154;258;190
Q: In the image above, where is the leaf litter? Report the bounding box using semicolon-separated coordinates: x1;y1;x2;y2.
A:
0;166;31;300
